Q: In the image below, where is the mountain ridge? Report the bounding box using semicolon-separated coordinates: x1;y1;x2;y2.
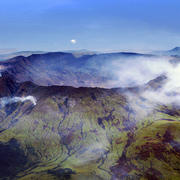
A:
0;51;157;88
0;71;179;179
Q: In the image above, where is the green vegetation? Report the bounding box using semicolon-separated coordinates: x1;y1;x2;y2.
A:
0;82;179;180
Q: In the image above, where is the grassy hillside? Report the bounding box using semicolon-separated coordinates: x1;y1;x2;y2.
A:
0;74;179;179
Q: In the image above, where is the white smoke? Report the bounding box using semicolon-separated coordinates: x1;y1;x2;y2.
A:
142;61;180;104
0;96;37;107
121;57;180;119
101;56;172;88
102;55;180;93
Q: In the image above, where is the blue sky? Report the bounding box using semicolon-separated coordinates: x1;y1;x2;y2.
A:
0;0;180;52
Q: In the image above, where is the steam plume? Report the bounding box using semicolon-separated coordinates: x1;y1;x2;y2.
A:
0;96;37;107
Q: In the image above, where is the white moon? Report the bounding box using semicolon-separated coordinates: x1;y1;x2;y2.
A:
70;39;77;44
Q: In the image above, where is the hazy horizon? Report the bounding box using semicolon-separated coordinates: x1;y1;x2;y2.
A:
0;46;179;55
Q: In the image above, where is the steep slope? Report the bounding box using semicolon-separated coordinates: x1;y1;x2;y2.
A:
0;73;179;180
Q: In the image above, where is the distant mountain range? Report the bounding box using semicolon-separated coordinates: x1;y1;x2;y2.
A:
1;47;180;62
0;51;155;88
64;49;97;57
0;51;46;61
153;47;180;56
0;49;97;61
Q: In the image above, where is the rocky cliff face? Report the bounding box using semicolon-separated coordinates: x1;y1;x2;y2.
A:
0;72;179;180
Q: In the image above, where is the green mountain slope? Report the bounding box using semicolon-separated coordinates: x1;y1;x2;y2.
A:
0;73;179;180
